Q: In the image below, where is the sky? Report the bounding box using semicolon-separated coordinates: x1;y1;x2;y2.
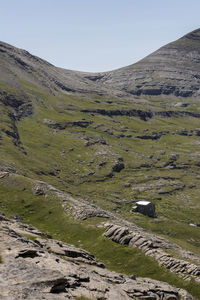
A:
0;0;200;72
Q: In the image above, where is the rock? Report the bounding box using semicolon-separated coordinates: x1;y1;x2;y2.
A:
15;248;41;258
81;108;153;121
124;183;131;187
32;185;45;196
174;102;189;108
103;224;200;283
112;157;125;173
136;133;162;140
34;238;105;267
189;223;197;227
50;278;69;293
194;129;200;136
43;119;92;130
0;171;9;178
0;212;10;221
112;162;125;172
84;137;107;147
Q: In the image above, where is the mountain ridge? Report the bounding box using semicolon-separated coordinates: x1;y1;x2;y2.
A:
1;28;200;98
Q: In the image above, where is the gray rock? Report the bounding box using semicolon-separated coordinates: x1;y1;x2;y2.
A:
103;224;200;283
0;215;193;300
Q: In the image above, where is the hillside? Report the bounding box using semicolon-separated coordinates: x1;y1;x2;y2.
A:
1;29;200;299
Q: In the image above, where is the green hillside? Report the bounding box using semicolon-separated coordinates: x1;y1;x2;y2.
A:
1;32;200;298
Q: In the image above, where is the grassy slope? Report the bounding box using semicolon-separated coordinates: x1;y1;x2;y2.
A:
0;173;200;298
1;81;200;297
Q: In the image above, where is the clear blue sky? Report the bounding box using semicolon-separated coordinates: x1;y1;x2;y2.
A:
1;0;200;72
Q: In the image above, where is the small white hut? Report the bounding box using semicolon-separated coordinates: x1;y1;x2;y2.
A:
132;200;156;218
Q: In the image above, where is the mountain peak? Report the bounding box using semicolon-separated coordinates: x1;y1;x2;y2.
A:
183;28;200;41
95;28;200;98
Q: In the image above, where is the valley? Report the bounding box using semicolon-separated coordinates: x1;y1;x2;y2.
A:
1;29;200;299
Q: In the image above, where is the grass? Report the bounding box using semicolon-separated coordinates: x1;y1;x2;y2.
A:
20;233;38;241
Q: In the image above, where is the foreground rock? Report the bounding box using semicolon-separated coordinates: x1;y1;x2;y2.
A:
0;213;193;300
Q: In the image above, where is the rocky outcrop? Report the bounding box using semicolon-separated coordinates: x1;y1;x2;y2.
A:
0;213;193;300
135;128;200;140
0;89;33;120
43;119;93;130
131;179;185;194
112;157;125;173
136;132;163;140
81;108;153;121
81;108;200;121
31;180;113;220
0;88;32;153
34;238;105;268
103;224;200;282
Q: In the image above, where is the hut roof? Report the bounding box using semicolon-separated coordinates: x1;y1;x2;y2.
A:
136;200;150;206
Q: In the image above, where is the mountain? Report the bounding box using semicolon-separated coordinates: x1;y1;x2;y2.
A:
1;29;200;299
94;28;200;98
2;29;200;98
0;40;107;96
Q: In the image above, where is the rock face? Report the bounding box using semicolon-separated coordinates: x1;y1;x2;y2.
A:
103;223;200;282
0;213;193;300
